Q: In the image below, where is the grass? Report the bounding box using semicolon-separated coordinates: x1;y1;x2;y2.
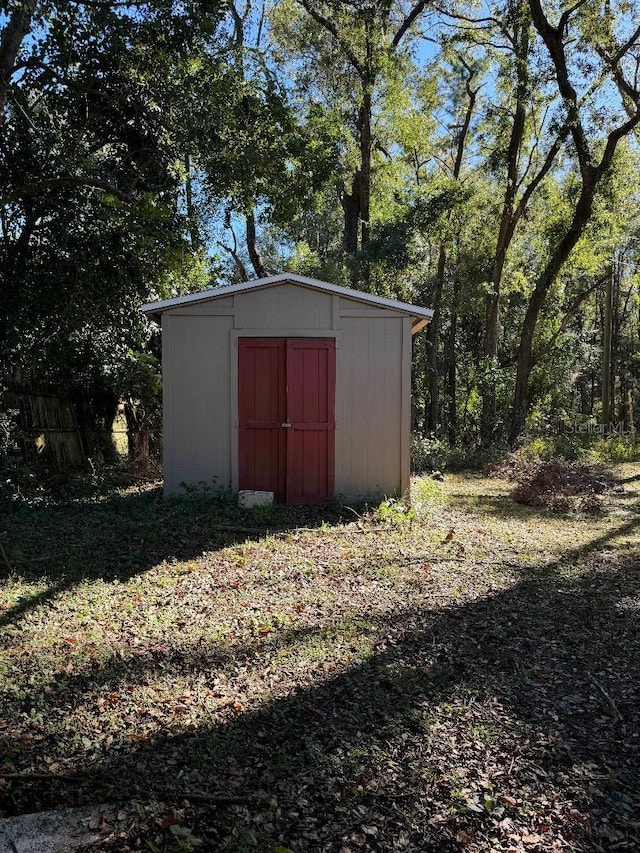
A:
1;468;639;852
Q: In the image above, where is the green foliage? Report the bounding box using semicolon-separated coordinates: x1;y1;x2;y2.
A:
588;435;640;464
374;496;416;525
2;0;639;466
411;477;446;509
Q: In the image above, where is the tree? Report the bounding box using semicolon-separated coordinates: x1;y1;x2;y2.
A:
425;54;480;434
272;0;430;259
509;0;640;442
1;0;224;396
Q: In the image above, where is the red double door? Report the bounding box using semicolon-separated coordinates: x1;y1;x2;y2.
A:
238;338;336;504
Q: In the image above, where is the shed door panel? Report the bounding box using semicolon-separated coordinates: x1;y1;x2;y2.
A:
238;338;287;501
238;338;335;504
286;339;335;504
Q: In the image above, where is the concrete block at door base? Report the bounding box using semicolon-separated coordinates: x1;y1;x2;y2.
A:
238;490;274;508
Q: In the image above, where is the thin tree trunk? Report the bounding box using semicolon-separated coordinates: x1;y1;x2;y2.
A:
0;0;37;114
359;88;372;249
184;153;201;251
447;273;460;445
426;63;477;438
245;210;266;278
602;265;613;427
481;6;530;445
427;245;446;432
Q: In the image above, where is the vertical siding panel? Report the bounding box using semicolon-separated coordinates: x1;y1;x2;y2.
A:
400;317;412;495
335;316;403;498
163;315;232;495
367;318;387;493
384;317;402;492
334;325;350;494
351;319;370;497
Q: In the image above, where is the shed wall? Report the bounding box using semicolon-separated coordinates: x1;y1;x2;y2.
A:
167;296;235;316
335;317;404;497
162;314;233;495
235;284;332;329
161;282;410;499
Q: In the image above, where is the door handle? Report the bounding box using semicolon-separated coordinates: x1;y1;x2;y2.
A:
281;422;292;428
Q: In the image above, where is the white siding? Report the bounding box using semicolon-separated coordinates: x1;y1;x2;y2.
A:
168;296;234;316
335;317;404;498
235;283;332;329
162;314;233;495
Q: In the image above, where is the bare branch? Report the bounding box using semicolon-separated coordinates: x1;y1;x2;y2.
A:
295;0;364;76
514;119;571;219
544;276;605;353
594;38;640;117
528;0;593;178
433;3;514;46
558;0;589;35
69;0;154;6
609;22;640;65
217;241;249;281
218;216;249;281
392;1;429;48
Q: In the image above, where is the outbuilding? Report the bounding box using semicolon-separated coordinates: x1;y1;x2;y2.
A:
142;273;432;503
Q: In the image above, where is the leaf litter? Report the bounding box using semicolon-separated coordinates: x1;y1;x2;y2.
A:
0;468;639;851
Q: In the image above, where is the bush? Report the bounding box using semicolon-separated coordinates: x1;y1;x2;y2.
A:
411;436;450;473
411;435;507;473
588;434;640;464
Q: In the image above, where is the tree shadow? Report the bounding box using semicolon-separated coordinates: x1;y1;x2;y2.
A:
447;491;556;519
5;507;638;850
0;486;366;629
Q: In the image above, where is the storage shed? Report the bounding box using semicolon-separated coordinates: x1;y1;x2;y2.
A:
142;273;432;502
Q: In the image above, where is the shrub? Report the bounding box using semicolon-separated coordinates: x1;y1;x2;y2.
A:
410;436;450;473
411;477;446;509
588;434;640;464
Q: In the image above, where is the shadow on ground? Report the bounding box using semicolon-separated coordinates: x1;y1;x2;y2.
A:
0;485;364;629
2;480;639;851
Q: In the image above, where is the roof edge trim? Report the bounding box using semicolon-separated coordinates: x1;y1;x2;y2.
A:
141;273;433;323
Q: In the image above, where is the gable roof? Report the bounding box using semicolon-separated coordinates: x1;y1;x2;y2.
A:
141;273;433;331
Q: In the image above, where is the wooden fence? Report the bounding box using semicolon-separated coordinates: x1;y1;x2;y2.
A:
3;385;130;468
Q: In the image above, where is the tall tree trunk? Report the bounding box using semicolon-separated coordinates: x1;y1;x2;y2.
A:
358;88;372;249
184;153;201;251
426;245;446;432
0;0;37;114
245;210;266;278
341;176;361;254
602;264;614;426
340;85;372;261
481;7;530;445
510;179;595;443
447;273;460;445
425;63;477;437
